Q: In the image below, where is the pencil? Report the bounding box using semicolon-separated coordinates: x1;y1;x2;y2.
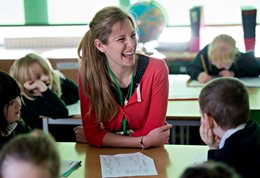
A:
200;55;208;74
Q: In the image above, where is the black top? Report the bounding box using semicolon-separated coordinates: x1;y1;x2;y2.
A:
208;120;260;178
60;77;79;105
110;54;149;105
186;45;260;80
0;119;31;149
21;77;79;129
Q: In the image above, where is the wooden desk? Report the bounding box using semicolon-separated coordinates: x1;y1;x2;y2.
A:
44;74;260;144
58;142;208;178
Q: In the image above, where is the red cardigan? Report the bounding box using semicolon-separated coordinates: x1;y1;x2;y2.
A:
78;57;169;147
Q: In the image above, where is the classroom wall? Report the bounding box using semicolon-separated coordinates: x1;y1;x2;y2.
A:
0;57;79;84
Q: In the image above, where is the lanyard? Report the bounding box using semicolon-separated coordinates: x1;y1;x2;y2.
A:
105;61;134;135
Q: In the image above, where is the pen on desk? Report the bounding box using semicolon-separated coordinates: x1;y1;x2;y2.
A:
200;55;208;74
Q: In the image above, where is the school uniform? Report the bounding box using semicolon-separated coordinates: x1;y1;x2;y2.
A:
21;77;79;130
49;77;80;141
187;45;260;80
60;77;79;105
208;120;260;178
0;119;31;149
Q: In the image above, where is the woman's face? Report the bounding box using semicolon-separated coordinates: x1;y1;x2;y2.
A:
97;19;137;70
29;62;51;87
3;96;21;123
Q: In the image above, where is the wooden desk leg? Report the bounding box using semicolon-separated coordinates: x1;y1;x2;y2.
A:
42;119;49;132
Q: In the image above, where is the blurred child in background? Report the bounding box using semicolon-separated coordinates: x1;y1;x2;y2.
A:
187;34;260;83
0;130;60;178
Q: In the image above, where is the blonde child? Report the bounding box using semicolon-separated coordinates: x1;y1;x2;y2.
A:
10;53;79;131
187;34;260;83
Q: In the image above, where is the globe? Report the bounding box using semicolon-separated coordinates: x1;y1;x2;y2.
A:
129;1;167;43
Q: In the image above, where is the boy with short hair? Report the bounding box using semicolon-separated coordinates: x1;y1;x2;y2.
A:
199;77;260;178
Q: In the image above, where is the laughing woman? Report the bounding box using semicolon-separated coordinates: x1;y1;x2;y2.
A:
77;6;172;148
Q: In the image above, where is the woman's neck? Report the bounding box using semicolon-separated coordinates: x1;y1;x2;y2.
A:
109;58;138;88
114;67;133;88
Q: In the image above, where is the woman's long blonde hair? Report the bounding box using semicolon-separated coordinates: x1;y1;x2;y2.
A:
208;34;239;64
10;53;62;100
78;6;136;123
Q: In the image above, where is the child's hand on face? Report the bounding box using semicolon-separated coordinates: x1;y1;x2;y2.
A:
23;80;48;96
199;117;220;149
198;72;212;84
218;70;234;77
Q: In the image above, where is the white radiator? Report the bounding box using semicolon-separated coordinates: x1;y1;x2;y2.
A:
4;37;81;49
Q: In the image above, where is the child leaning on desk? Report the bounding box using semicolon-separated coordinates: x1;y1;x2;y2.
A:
77;6;172;148
186;34;260;84
199;77;260;178
0;130;60;178
10;53;79;130
0;71;31;149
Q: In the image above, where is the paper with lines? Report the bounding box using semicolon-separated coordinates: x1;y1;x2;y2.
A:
100;152;157;177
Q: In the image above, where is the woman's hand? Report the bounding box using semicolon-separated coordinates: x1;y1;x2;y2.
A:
74;126;88;143
23;80;48;96
143;124;172;148
198;72;212;83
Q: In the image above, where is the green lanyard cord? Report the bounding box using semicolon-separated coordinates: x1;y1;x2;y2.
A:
105;61;134;106
122;118;128;136
105;61;134;135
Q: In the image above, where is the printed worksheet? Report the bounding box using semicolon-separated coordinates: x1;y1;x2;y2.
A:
100;152;158;177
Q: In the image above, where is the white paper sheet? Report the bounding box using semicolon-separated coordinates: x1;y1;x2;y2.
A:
100;152;158;177
66;100;80;116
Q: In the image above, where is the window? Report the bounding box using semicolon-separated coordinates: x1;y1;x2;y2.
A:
0;0;259;54
47;0;119;24
1;0;259;26
0;0;24;25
